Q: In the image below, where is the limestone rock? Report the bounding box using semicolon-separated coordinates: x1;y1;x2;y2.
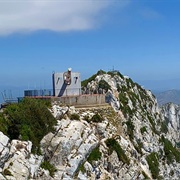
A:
1;71;180;180
2;140;43;180
0;132;10;168
41;119;99;179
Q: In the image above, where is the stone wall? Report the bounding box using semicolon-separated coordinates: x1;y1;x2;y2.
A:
51;94;106;106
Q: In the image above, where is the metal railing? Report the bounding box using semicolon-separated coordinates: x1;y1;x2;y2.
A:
24;87;106;97
24;89;53;97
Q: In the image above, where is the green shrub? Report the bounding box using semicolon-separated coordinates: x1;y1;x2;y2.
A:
70;113;80;120
87;146;102;164
161;136;180;164
176;142;180;148
3;169;12;176
107;71;124;79
98;80;111;92
119;92;128;106
160;121;168;134
126;78;134;88
170;170;174;176
76;162;86;174
140;126;147;134
81;74;97;87
105;138;130;165
41;161;56;177
134;139;143;155
146;152;160;179
90;113;103;123
0;113;9;135
147;115;159;135
3;98;56;154
125;120;134;140
83;115;90;122
81;70;106;88
142;171;150;179
97;69;106;75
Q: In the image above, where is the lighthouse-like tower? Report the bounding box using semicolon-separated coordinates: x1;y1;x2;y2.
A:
52;68;81;97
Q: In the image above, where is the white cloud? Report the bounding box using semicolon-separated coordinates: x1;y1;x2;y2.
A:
0;0;130;36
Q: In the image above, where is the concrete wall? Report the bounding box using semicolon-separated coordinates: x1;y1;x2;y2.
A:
52;71;81;97
51;94;106;106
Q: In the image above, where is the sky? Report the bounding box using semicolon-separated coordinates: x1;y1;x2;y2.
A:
1;0;180;102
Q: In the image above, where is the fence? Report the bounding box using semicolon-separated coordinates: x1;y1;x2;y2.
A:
24;87;105;97
24;88;106;106
24;89;53;97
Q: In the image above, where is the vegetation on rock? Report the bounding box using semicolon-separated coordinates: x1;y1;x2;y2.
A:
90;113;103;123
98;79;111;92
87;146;102;164
41;160;56;177
160;121;168;134
160;135;180;164
140;126;147;134
0;98;56;154
125;119;135;140
70;113;80;120
81;69;106;88
146;152;160;179
3;169;12;176
105;138;130;165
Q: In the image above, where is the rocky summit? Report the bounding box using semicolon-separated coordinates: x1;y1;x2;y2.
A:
0;70;180;180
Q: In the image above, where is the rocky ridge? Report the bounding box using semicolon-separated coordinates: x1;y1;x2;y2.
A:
0;70;180;179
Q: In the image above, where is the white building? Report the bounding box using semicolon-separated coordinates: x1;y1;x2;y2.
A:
52;68;81;97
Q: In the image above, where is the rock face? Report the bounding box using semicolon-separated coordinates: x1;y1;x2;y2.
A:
0;137;43;180
41;119;98;179
0;132;10;168
161;103;180;143
0;71;180;180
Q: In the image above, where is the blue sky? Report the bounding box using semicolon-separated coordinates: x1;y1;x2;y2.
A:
1;0;180;101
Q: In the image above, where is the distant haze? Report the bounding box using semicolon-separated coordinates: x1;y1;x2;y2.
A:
154;90;180;106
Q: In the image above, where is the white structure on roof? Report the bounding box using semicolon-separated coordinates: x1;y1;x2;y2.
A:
52;68;81;97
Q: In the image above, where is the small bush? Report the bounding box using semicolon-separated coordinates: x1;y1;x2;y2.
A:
140;126;147;134
3;169;12;176
97;69;106;75
70;113;80;120
134;139;143;155
176;142;180;148
81;70;106;88
125;120;134;140
142;171;150;179
146;152;160;179
98;80;111;92
119;93;128;106
105;138;130;165
83;115;90;122
81;74;97;87
87;146;102;164
160;121;168;134
76;162;86;174
90;113;103;123
161;136;180;164
0;113;9;135
170;170;174;176
148;116;159;135
107;70;124;79
41;161;56;177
